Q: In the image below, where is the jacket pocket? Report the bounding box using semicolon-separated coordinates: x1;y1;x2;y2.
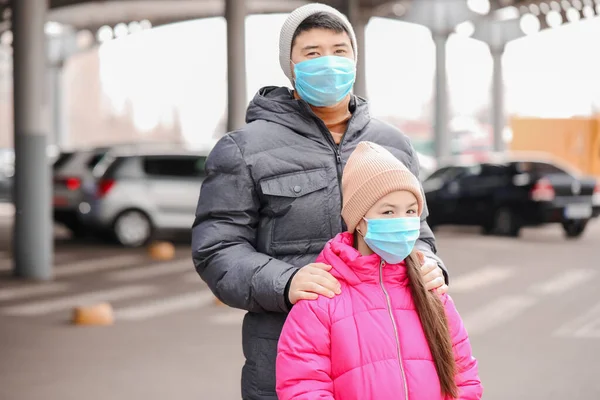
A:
259;168;331;247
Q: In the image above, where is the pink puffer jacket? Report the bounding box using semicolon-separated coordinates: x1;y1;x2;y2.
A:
276;232;482;400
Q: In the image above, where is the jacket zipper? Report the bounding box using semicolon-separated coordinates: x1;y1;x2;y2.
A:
299;101;356;229
379;260;409;400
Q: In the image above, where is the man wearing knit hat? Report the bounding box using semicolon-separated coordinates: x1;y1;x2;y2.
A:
192;3;448;399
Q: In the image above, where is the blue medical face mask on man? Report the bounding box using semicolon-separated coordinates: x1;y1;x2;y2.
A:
362;217;421;264
293;55;356;107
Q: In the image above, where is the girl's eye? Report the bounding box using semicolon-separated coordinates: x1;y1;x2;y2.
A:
406;209;417;215
383;210;394;215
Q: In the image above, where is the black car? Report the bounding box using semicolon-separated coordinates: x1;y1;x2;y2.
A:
423;155;600;238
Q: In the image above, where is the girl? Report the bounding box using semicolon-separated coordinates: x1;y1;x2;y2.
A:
276;141;483;400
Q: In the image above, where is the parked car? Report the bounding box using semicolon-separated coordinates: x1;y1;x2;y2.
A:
423;153;600;238
52;146;112;237
79;147;209;247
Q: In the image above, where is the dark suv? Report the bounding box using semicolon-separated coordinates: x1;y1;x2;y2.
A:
423;155;600;238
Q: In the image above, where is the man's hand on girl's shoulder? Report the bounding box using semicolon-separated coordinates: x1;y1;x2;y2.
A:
287;263;342;305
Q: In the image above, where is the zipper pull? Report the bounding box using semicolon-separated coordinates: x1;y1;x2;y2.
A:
335;151;342;165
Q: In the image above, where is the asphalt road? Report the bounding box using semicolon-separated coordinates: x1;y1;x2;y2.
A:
0;210;599;400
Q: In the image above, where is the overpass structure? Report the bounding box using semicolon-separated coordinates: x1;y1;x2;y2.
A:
0;0;597;279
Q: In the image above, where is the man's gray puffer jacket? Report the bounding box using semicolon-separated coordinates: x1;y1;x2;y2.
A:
191;86;446;400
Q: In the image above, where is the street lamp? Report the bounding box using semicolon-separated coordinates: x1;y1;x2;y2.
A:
113;22;128;38
97;25;113;43
546;10;563;27
520;13;541;35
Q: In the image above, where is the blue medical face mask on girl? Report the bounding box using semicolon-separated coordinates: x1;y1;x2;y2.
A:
293;56;356;107
362;217;421;264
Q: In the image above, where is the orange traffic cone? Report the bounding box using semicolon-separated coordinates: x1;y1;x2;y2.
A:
72;303;114;326
147;241;175;261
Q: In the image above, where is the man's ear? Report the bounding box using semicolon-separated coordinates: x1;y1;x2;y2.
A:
289;61;296;83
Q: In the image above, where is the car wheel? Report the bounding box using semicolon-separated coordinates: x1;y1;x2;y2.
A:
493;207;521;237
562;219;587;239
112;210;153;248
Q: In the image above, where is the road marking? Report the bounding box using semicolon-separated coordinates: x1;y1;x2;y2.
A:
0;282;70;302
210;309;246;325
529;269;596;296
54;254;147;278
1;285;156;317
0;252;81;273
115;291;215;321
106;259;191;282
554;302;600;339
462;295;538;336
450;266;515;294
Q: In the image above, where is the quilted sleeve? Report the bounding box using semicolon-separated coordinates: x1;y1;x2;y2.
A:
276;298;334;400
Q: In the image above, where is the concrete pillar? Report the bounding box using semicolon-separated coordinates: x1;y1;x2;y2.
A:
225;0;247;132
341;0;367;98
491;48;505;152
433;34;450;159
472;18;523;153
49;62;69;148
12;0;53;280
403;0;475;159
47;29;78;149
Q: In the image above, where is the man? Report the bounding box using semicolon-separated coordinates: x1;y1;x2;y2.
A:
192;4;448;399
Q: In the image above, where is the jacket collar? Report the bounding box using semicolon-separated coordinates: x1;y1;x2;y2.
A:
322;232;409;286
245;86;371;145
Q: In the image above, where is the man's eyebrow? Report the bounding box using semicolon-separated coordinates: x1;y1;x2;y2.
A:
301;45;320;51
333;42;350;48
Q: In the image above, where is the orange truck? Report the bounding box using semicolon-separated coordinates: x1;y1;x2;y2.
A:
509;116;600;178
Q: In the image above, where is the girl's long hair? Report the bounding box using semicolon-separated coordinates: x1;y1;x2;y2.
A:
405;251;458;398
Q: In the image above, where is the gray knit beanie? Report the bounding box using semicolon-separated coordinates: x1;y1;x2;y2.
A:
279;3;358;84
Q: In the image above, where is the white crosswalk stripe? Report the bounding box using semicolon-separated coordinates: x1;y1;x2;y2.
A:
106;259;192;282
461;295;539;336
0;252;81;273
554;302;600;339
449;266;515;294
53;254;148;278
529;269;596;296
115;290;215;321
0;282;71;302
1;285;157;317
